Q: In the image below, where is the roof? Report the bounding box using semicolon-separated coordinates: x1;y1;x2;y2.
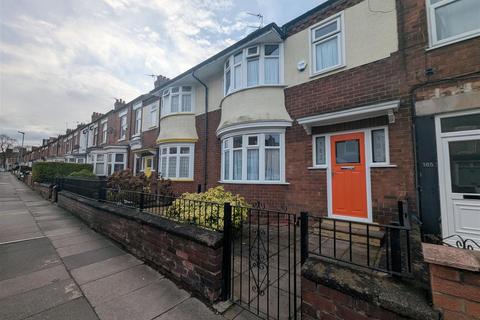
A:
281;0;340;33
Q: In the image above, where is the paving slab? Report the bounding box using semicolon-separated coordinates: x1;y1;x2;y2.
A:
154;297;224;320
0;279;82;320
50;232;103;249
25;297;99;320
95;278;190;320
81;264;164;306
0;265;70;300
57;238;113;258
62;245;125;270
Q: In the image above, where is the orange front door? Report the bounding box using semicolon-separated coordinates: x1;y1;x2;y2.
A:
331;132;368;219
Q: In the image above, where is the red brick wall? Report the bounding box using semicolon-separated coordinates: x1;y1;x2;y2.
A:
302;277;410;320
430;264;480;320
57;191;223;302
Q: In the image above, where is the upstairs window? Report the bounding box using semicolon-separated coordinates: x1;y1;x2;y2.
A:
134;108;142;135
311;14;343;75
224;43;282;95
93;127;98;146
162;86;194;116
101;122;108;144
119;114;127;140
427;0;480;47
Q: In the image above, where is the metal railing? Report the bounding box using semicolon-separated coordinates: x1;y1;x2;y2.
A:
300;210;412;277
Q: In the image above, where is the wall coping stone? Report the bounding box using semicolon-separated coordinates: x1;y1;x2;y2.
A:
422;243;480;272
302;256;439;320
59;190;223;249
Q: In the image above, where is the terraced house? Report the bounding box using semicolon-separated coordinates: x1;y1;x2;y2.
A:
22;0;480;244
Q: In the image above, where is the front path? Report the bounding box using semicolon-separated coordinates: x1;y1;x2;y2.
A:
0;173;258;320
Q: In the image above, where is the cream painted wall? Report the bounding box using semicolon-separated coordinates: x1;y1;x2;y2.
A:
284;0;398;87
217;86;292;132
157;113;198;142
142;101;159;132
194;72;224;116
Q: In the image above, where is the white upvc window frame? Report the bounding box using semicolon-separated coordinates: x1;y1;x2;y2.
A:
310;126;393;169
119;112;127;141
426;0;480;49
101;120;108;144
106;152;127;175
93;153;106;176
309;12;345;77
161;86;194;117
159;143;194;180
223;43;284;96
221;130;286;184
133;102;142;136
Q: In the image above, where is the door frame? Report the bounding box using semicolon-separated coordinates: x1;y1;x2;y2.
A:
317;128;381;223
435;109;480;240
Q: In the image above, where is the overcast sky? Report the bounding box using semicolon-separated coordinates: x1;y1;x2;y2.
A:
0;0;322;146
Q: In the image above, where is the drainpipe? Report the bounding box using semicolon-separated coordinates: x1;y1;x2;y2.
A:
192;71;208;192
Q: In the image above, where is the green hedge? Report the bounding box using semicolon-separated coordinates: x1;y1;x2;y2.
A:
32;162;93;183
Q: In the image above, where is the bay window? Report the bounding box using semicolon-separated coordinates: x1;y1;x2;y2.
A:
161;86;194;116
159;144;194;179
222;132;285;183
106;152;126;175
427;0;480;47
224;43;282;95
311;14;344;75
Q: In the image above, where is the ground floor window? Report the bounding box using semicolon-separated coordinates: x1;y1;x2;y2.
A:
159;144;194;179
94;154;105;175
107;153;127;175
221;132;285;183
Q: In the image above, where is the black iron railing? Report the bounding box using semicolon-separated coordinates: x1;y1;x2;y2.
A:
442;234;480;250
301;212;412;277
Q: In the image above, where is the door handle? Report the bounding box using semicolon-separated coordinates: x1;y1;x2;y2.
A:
340;166;355;170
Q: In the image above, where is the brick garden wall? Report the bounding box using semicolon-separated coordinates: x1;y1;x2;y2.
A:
57;191;224;303
33;182;51;200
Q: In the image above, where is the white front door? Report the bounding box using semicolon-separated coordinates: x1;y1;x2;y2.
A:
437;111;480;247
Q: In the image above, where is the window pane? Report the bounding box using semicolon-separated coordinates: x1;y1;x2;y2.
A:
95;163;104;175
335;140;360;164
247;46;258;56
225;70;231;93
115;153;124;163
168;157;177;177
233;136;242;148
233;150;242;180
313;20;338;40
265;44;279;56
97;154;104;161
182;86;191;92
179;156;189;178
372;129;386;163
265;149;280;180
107;154;112;162
315;36;339;71
171;95;179;112
161;156;167;175
180;147;190;154
234;52;242;64
224;151;230;180
234;65;242;89
162;96;169;114
248;136;258;146
224;139;230;149
247;149;259;180
169;147;177;154
181;94;191;112
441;113;480;133
449;140;480;194
265;134;280;147
161;148;167;155
264;58;279;84
114;164;124;172
247;58;259;86
171;87;179;93
315;136;326;165
435;0;480;41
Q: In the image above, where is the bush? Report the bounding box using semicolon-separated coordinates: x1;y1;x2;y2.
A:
165;186;249;230
32;162;93;183
68;169;97;178
107;169;173;196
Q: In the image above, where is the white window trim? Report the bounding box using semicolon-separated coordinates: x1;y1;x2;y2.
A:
224;43;284;96
310;126;395;170
161;87;195;118
107;152;127;175
150;102;159;128
309;12;345;77
134;108;142;136
220;129;287;184
159;143;195;180
119;114;127;141
426;0;480;50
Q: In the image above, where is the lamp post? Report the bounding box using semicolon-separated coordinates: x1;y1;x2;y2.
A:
18;131;25;166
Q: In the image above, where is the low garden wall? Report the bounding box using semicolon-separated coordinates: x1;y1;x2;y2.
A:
57;190;224;303
33;182;52;200
301;256;439;320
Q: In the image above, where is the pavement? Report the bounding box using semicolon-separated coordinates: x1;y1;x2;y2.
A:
0;173;260;320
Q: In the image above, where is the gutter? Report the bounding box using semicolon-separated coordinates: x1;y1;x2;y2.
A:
192;71;209;192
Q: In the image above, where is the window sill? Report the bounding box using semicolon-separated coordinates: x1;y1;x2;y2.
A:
370;164;397;168
117;138;126;142
308;166;327;170
160;112;195;120
219;180;289;185
427;32;480;52
168;178;194;182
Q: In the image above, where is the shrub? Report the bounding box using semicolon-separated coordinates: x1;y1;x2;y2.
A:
68;169;97;178
32;162;93;183
165;186;249;230
107;169;147;192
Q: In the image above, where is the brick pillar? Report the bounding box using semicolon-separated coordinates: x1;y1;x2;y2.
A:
423;243;480;320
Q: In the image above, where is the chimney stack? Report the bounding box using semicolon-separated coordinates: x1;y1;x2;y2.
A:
91;112;103;122
154;75;170;89
114;98;126;110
